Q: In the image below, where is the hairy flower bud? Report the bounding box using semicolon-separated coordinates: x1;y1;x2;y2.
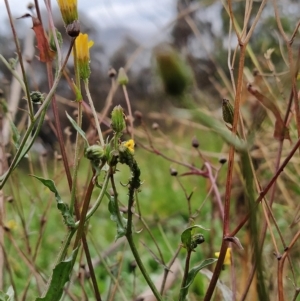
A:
30;91;44;104
85;145;105;164
111;105;126;134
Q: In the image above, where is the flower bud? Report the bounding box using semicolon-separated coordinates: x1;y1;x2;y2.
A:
111;105;126;134
170;168;178;176
30;91;44;104
192;136;199;148
108;67;117;78
123;139;135;154
85;145;105;163
117;67;129;86
75;33;94;80
57;0;78;29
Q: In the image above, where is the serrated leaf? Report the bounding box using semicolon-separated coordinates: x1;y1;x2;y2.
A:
181;225;209;250
32;176;75;228
179;258;217;301
66;112;89;147
35;248;78;301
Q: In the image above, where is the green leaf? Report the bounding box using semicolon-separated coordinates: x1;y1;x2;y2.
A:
66;112;89;147
179;258;217;301
9;120;20;149
32;176;75;228
36;248;78;301
181;225;209;250
0;286;14;301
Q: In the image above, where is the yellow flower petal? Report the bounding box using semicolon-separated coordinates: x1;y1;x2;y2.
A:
75;33;93;80
124;139;135;153
215;248;231;265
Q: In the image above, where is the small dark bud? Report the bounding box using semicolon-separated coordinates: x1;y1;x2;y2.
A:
40;216;47;225
128;260;137;273
170;168;178;176
252;69;259;76
30;91;44;104
219;158;227;164
66;20;80;37
152;122;159;130
6;196;13;203
134;110;143;120
27;3;35;10
108;67;117;78
192;136;199;148
191;233;205;250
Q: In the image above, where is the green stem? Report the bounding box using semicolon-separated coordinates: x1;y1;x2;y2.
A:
84;80;105;146
83;171;110;223
122;85;134;139
69;41;82;216
109;171;125;229
126;233;162;301
125;169;162;300
179;250;192;301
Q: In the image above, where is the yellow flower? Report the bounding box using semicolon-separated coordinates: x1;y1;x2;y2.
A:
75;33;94;80
124;139;135;154
5;220;18;231
215;248;231;265
57;0;78;26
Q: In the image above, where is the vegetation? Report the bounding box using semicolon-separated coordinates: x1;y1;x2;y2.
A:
0;0;300;300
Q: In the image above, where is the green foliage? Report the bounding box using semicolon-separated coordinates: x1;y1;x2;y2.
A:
35;248;78;301
0;287;14;301
66;112;89;147
181;225;209;251
32;176;75;228
179;258;217;301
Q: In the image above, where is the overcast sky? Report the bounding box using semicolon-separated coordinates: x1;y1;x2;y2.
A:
1;0;175;35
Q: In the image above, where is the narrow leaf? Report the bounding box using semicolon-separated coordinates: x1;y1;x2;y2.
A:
66;112;89;147
32;176;75;228
9;120;20;149
179;258;217;301
36;248;78;301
